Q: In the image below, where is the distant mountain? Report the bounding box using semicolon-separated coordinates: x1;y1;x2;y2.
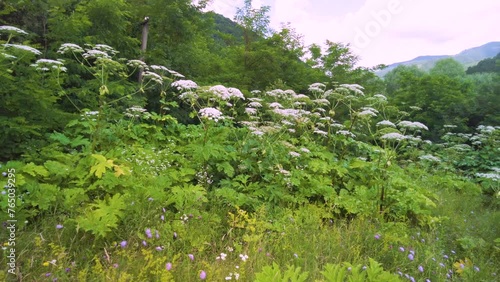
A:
376;42;500;77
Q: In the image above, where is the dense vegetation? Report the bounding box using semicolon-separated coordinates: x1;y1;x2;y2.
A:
1;1;499;281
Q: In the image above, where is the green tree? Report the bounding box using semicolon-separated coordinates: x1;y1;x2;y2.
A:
429;58;465;79
466;53;500;74
234;0;271;51
385;65;475;138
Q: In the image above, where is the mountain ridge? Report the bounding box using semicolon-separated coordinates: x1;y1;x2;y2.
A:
376;41;500;76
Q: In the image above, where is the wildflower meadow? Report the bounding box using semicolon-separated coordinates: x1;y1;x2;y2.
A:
1;20;499;282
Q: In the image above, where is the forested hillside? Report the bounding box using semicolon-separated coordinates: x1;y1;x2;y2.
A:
0;1;499;281
376;41;500;77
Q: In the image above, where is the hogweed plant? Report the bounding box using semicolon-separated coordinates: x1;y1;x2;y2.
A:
1;33;498;281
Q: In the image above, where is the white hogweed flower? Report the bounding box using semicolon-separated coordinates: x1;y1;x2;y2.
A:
58;43;84;54
337;130;356;138
199;107;224;122
0;25;28;35
127;59;148;69
142;71;163;84
30;59;66;72
398;121;428;131
248;102;262;108
309;82;326;93
171;80;198;91
3;44;41;55
377;120;396;128
381;133;406;141
245;108;258;115
150;65;170;72
227;87;245;100
269;102;283;109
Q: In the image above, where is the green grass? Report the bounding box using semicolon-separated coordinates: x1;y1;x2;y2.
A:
3;179;499;282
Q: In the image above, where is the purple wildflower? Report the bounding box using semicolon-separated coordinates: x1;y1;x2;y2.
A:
142;240;147;246
418;265;424;272
200;270;206;280
155;230;160;239
374;234;381;240
399;247;405;252
145;228;152;238
408;253;414;261
56;224;63;229
166;262;172;271
120;241;127;248
156;246;163;251
45;273;52;277
188;254;194;261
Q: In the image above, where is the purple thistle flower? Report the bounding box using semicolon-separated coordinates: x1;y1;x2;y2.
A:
56;224;63;229
188;254;194;261
142;240;147;246
418;265;424;272
374;234;381;240
399;247;405;252
65;268;71;273
155;230;160;239
120;241;127;248
160;215;165;221
113;263;119;268
200;270;206;280
145;228;152;238
166;262;172;271
45;273;52;277
155;246;163;251
443;254;449;259
439;263;445;268
408;253;414;261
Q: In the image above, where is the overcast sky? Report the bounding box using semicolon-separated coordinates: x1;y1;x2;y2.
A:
201;0;500;67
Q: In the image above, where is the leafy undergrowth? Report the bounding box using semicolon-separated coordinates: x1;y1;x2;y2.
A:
2;191;499;281
0;37;499;281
